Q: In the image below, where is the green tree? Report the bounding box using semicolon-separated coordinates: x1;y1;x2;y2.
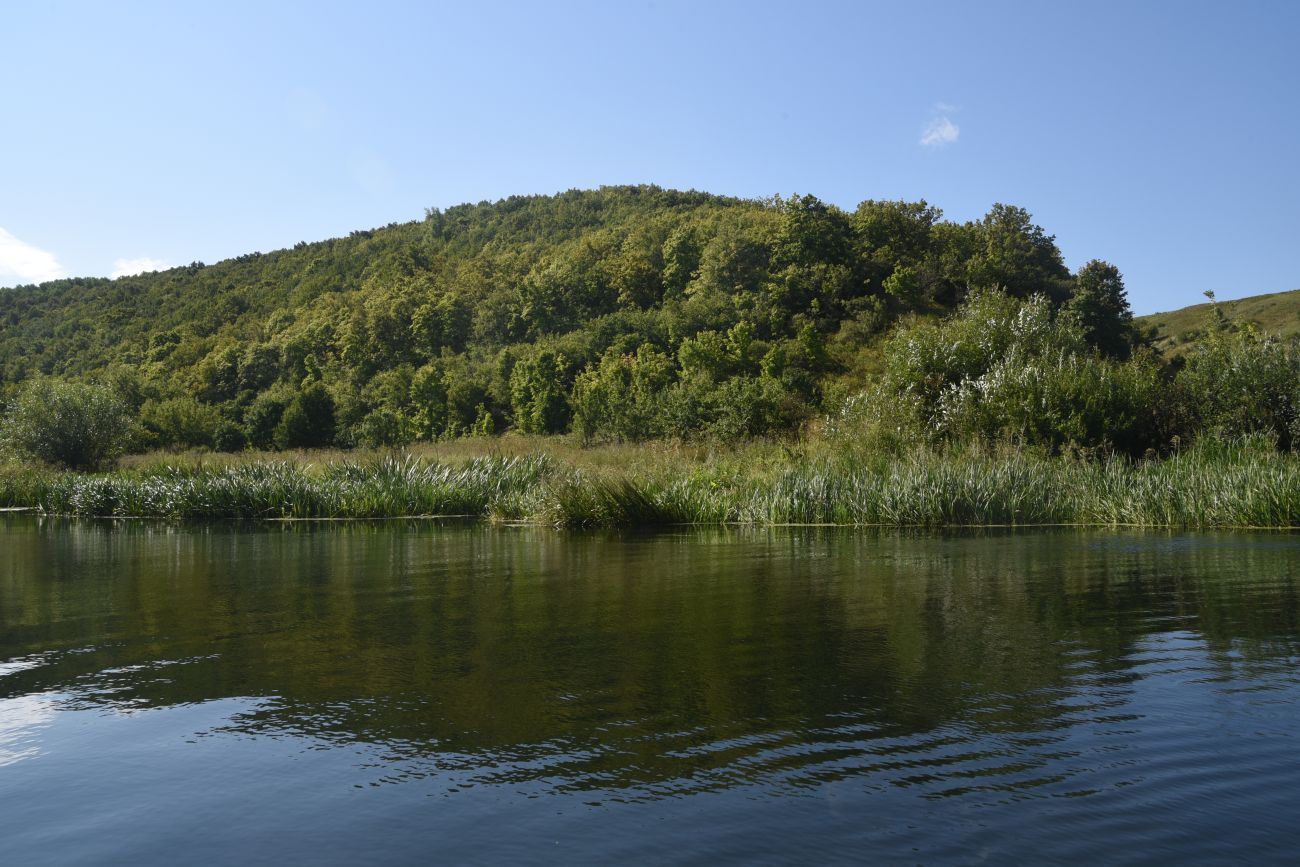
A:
966;204;1070;300
275;383;337;449
1066;260;1135;359
2;378;132;470
138;396;223;449
409;363;449;440
572;344;675;442
245;390;290;450
509;350;570;434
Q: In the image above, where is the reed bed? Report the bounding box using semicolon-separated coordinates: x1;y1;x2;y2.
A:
7;438;1300;529
10;454;555;521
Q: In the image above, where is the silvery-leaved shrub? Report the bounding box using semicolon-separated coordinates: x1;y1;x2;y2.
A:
2;378;132;471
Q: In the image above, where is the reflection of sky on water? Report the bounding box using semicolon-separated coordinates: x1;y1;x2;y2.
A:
0;692;56;767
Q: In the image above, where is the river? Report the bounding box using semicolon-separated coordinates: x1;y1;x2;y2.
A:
2;517;1298;863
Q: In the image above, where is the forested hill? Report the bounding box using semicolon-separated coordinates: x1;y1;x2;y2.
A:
0;185;1134;450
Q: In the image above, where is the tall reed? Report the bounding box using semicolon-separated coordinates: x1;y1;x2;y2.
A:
10;437;1300;529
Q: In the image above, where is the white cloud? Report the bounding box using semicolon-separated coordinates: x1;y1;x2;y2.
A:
111;257;171;278
0;228;67;285
920;115;960;148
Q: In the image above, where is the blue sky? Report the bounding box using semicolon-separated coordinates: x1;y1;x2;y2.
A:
2;0;1296;313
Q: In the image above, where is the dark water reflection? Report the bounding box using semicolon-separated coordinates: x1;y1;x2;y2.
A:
2;517;1300;863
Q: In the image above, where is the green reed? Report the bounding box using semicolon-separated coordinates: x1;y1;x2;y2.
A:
10;437;1300;529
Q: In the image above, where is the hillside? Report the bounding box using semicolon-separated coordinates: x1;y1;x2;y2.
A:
0;185;1124;450
1139;289;1300;357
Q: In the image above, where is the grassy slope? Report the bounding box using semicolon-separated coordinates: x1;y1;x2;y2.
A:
1139;288;1300;357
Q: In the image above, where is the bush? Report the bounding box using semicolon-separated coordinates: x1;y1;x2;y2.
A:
354;408;409;448
859;288;1170;455
1175;323;1299;448
707;376;796;441
2;378;132;470
936;349;1167;454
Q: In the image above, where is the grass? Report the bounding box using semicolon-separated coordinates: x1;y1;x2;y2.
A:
1138;287;1300;358
7;436;1300;529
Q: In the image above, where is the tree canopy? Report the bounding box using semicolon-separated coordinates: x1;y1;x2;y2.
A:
0;186;1142;451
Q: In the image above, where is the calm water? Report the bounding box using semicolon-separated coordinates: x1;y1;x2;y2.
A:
2;517;1300;864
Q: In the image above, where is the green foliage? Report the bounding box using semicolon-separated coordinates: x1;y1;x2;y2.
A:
869;289;1166;454
354;408;409;448
936;350;1165;455
213;421;248;453
1066;260;1136;358
1175;302;1300;447
706;375;796;441
966;204;1071;300
572;344;674;442
510;350;570;434
275;383;337;449
2;378;132;470
0;186;1141;451
138;396;223;449
245;390;290;450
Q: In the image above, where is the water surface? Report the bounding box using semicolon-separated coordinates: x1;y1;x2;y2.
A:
2;517;1299;864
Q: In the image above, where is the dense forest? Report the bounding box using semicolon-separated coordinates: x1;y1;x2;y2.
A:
0;185;1290;466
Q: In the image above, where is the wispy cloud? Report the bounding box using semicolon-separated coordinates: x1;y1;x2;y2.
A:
920;105;960;148
111;257;171;278
0;228;67;286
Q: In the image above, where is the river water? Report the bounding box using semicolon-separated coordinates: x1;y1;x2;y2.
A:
2;516;1299;864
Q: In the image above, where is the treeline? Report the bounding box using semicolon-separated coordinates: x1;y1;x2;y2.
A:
1;186;1148;459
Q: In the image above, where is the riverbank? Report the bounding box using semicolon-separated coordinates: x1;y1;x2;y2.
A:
4;436;1300;528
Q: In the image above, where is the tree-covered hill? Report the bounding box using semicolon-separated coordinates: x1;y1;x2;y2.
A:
0;185;1135;450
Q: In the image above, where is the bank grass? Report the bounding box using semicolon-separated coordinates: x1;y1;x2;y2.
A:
8;435;1300;529
14;454;556;521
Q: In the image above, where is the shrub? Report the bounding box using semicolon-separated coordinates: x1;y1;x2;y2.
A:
1175;322;1299;448
707;376;796;441
936;349;1167;454
2;378;132;470
859;288;1170;455
355;408;409;448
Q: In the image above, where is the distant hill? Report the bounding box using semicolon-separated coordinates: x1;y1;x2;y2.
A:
0;185;1119;448
1139;289;1300;357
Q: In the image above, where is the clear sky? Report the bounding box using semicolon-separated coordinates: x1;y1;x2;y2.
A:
2;0;1296;313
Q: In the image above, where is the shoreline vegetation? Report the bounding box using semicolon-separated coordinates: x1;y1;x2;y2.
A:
6;435;1300;529
5;188;1300;529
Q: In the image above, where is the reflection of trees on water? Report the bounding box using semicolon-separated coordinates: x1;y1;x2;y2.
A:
2;517;1299;797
